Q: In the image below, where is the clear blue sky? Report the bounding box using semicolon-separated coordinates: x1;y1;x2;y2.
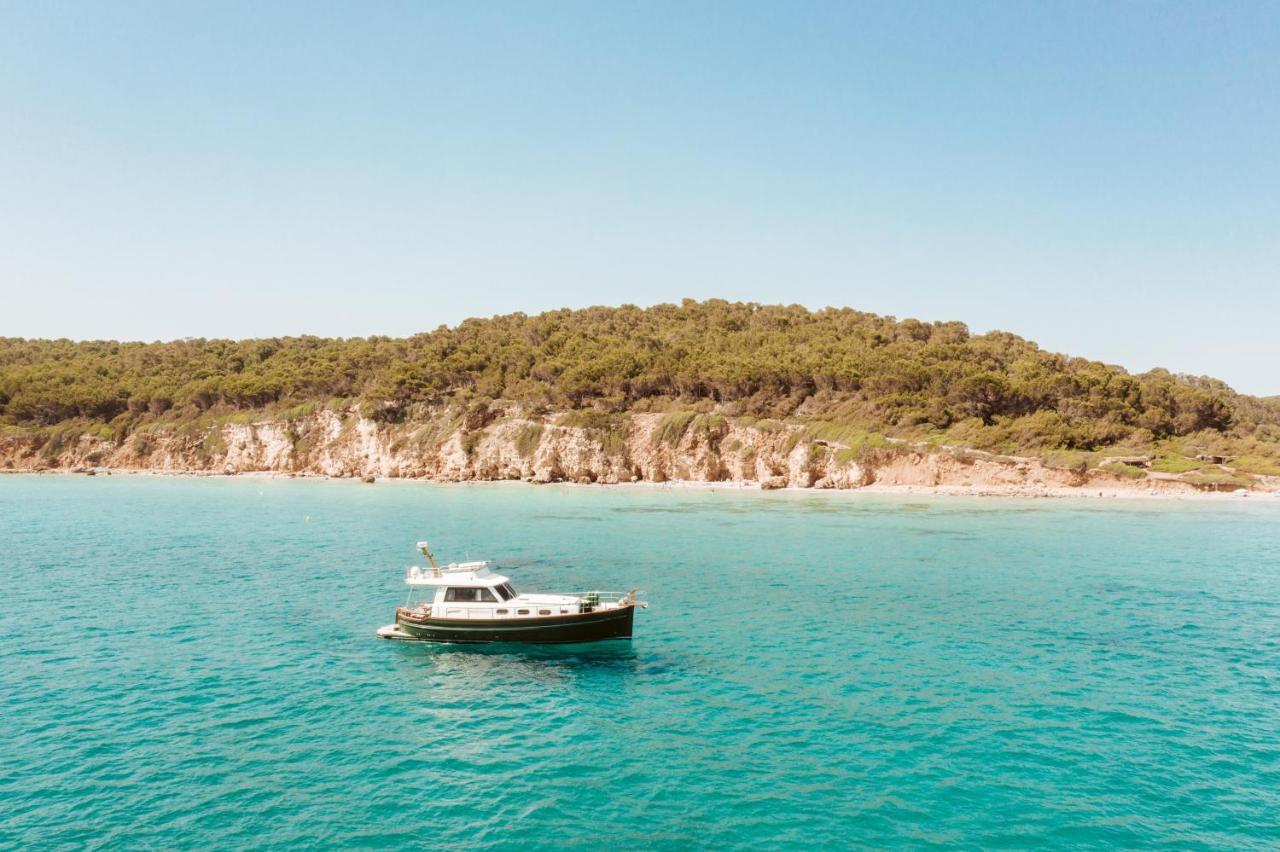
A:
1;2;1277;394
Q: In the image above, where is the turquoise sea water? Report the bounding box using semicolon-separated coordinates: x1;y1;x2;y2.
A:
3;476;1280;848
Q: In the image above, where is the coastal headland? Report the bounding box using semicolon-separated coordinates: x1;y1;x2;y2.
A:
3;301;1278;496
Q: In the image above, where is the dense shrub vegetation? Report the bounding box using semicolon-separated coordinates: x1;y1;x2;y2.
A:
2;300;1278;462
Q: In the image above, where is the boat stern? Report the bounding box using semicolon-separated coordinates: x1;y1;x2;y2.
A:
376;623;415;640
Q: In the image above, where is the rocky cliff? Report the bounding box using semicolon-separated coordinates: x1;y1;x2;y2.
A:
3;407;1272;496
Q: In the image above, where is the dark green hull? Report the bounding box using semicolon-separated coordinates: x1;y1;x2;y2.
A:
394;604;636;644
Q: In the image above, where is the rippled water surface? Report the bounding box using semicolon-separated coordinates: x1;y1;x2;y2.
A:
4;476;1280;848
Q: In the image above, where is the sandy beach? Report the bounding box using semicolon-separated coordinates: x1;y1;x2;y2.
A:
7;467;1277;502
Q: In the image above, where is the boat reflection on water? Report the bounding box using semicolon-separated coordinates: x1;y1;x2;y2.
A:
387;635;642;684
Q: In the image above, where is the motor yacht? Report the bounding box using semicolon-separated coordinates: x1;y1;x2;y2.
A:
377;542;644;644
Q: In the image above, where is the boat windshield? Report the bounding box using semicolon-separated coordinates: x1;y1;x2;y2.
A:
496;582;518;600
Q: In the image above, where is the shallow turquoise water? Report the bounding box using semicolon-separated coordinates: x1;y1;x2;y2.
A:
3;476;1280;848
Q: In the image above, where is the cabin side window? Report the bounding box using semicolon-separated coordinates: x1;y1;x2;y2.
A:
478;588;498;603
444;587;480;602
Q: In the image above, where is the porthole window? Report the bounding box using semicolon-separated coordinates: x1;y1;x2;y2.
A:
539;609;551;615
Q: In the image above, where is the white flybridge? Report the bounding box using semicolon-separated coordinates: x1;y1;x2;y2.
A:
376;541;644;644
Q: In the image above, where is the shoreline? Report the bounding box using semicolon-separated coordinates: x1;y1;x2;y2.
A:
5;407;1275;503
4;467;1275;502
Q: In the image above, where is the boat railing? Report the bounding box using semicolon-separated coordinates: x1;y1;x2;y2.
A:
543;590;631;601
556;590;640;611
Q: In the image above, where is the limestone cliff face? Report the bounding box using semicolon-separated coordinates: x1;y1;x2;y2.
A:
0;411;849;483
0;407;1268;495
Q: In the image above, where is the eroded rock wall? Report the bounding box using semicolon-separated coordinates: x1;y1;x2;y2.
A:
0;407;1259;496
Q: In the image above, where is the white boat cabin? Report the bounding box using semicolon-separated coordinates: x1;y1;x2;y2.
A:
397;541;636;623
402;561;586;620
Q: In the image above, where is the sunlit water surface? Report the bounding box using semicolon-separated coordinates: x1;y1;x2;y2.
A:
3;476;1280;848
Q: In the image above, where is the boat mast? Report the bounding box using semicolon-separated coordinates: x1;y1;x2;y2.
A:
418;540;441;577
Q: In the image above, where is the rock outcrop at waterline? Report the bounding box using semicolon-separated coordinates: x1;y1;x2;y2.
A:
3;408;1274;496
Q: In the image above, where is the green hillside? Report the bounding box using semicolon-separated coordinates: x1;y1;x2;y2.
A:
2;300;1278;473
